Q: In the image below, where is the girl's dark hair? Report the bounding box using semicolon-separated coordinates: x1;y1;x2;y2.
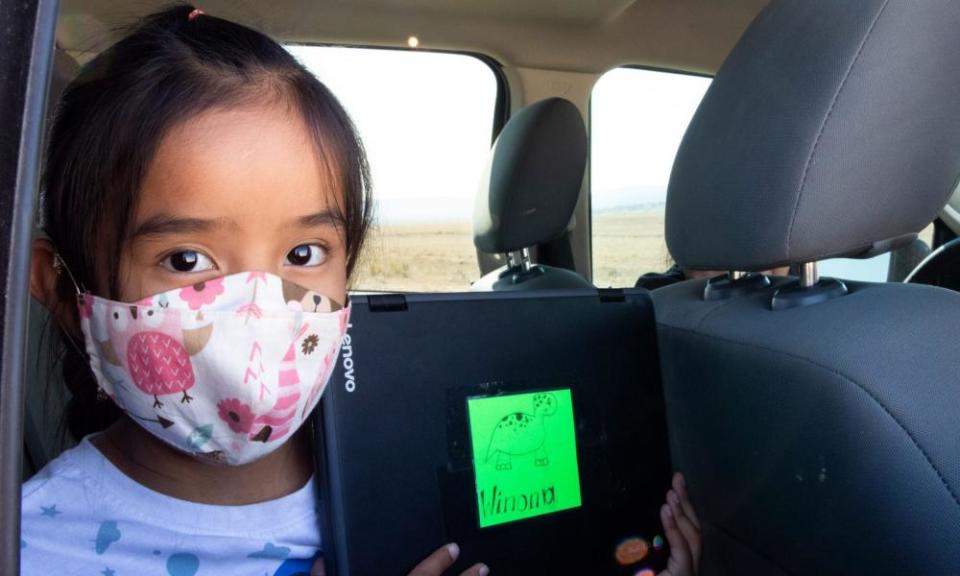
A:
42;4;373;441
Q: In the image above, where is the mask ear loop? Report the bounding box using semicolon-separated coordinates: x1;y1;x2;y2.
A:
53;253;85;295
52;254;108;401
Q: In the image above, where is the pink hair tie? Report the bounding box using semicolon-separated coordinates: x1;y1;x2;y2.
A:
188;8;205;21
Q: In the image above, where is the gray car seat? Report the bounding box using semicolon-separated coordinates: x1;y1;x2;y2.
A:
472;97;592;290
652;0;960;573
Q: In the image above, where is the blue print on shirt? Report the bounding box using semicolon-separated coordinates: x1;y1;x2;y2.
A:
249;542;290;559
272;551;321;576
167;552;200;576
95;521;121;554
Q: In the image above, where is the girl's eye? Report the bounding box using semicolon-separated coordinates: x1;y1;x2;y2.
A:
286;244;327;267
162;250;214;273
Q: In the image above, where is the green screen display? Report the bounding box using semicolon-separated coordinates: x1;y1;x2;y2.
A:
467;389;582;528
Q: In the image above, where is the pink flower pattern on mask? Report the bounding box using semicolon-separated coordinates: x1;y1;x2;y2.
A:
301;345;338;420
217;398;255;434
179;278;225;310
248;323;310;443
78;294;93;319
246;271;267;284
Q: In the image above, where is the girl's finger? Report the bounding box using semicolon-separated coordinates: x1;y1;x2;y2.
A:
310;555;326;576
668;489;702;571
672;473;701;531
408;543;460;576
459;563;490;576
659;504;693;576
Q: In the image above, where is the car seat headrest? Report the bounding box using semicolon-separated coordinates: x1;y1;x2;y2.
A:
665;0;960;271
473;97;586;254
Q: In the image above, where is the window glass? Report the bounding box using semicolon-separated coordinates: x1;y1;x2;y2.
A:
590;67;711;287
819;254;893;283
820;224;935;282
288;46;499;291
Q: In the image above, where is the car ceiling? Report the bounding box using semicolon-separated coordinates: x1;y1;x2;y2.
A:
57;0;770;73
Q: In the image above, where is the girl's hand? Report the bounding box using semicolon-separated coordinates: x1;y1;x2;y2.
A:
659;472;701;576
408;543;489;576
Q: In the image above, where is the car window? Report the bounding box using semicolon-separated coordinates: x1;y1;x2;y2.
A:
590;67;711;288
820;225;934;282
287;46;500;292
819;253;893;282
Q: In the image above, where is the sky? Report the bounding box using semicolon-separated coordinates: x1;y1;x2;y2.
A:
590;68;711;210
287;45;496;224
287;45;711;224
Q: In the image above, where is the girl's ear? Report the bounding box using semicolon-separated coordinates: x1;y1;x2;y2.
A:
30;238;59;308
31;238;80;338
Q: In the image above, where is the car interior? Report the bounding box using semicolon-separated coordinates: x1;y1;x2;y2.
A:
4;0;960;574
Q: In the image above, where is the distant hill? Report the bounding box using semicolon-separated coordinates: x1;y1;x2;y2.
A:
593;201;666;214
371;185;668;225
590;185;667;212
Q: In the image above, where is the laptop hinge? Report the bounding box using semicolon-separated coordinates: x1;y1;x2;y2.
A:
598;288;626;303
368;294;409;312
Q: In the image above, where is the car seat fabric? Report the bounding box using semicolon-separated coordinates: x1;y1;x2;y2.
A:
651;0;960;573
653;278;960;573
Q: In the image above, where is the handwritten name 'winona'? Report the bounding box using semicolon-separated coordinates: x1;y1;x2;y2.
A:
479;485;556;519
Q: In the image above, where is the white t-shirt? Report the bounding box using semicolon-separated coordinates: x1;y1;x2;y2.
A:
20;436;322;576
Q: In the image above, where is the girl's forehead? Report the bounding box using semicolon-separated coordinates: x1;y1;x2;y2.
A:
136;104;344;227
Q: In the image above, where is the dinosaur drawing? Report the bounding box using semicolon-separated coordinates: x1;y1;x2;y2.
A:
484;393;558;471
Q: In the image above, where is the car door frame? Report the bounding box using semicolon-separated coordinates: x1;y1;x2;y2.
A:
0;0;60;573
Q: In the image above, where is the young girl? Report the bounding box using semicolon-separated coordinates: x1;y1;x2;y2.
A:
21;5;701;575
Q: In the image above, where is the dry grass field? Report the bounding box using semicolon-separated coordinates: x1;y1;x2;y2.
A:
351;210;936;292
352;221;478;292
591;208;671;287
352;209;668;291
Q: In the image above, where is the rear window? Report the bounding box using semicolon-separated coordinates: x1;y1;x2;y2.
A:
288;46;500;292
820;225;934;282
590;67;711;287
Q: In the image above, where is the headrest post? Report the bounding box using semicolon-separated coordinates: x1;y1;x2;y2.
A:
771;260;846;310
799;262;819;288
506;248;534;272
703;271;771;301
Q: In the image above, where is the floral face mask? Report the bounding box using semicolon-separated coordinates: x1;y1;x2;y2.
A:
74;270;349;465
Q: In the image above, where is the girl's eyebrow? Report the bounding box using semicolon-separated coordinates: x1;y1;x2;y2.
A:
131;215;231;240
296;210;346;228
130;211;343;239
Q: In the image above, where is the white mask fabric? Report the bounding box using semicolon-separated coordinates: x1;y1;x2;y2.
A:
76;271;349;465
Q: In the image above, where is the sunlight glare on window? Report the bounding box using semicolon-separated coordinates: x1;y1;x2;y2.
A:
591;68;710;288
288;46;498;291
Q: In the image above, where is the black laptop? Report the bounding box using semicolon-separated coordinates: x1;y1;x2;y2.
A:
313;289;671;575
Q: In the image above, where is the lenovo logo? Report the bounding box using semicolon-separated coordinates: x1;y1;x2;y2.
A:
341;326;356;393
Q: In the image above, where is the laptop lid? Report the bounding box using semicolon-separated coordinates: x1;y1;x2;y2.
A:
314;289;671;575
